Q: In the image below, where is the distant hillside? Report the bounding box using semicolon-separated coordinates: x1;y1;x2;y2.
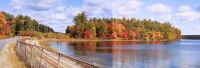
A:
182;35;200;39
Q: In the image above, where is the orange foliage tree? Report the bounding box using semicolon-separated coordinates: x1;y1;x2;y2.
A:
129;30;139;40
152;31;162;41
0;12;10;35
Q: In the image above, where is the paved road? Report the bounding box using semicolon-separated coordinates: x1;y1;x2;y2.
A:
0;37;17;51
0;37;26;68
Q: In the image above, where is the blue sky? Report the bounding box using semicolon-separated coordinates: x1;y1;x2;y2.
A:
0;0;200;35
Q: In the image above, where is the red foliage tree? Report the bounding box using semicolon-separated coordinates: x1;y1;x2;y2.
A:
26;31;33;36
3;24;10;35
19;31;33;36
83;29;92;39
100;33;106;39
108;33;114;39
122;30;128;40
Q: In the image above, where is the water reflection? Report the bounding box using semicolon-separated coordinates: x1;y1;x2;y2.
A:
48;40;200;68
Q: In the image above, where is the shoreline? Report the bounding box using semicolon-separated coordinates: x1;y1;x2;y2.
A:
41;38;171;42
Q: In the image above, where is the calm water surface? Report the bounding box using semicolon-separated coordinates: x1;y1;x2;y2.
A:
47;39;200;68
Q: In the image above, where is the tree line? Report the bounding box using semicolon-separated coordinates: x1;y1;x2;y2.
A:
66;12;181;41
0;11;54;38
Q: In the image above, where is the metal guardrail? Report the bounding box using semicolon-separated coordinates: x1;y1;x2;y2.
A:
15;41;99;68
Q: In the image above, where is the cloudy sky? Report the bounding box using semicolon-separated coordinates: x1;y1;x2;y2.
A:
0;0;200;35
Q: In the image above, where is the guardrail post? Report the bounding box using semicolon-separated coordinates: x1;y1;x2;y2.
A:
25;44;27;62
30;44;33;68
20;42;23;58
39;48;44;68
56;53;61;68
16;41;18;55
18;41;20;55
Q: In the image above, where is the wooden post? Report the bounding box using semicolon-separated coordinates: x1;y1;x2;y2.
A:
39;48;44;68
30;45;33;68
56;53;61;68
25;44;27;61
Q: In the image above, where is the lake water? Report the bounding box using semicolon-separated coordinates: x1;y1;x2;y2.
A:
47;39;200;68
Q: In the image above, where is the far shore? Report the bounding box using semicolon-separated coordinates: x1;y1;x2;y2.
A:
40;38;176;42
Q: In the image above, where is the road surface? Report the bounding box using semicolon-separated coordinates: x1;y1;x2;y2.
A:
0;38;16;50
0;37;26;68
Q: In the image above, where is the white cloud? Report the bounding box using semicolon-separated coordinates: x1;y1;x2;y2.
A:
11;0;63;11
83;0;143;18
112;0;143;17
10;0;144;32
194;26;200;30
83;0;114;18
160;14;171;22
10;0;82;32
10;0;22;10
176;5;200;22
147;3;172;14
29;6;83;32
178;5;191;12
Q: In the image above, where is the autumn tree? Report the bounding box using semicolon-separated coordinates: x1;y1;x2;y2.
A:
73;12;87;38
66;12;181;41
15;14;54;35
0;11;10;35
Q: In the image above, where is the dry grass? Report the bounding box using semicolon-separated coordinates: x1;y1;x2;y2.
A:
0;42;27;68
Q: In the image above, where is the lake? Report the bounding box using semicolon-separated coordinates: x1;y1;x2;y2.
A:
47;39;200;68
